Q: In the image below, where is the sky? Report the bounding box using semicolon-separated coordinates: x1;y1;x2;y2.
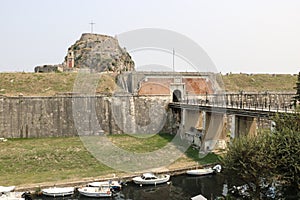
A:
0;0;300;74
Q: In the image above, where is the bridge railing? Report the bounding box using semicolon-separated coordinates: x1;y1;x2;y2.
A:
181;92;296;113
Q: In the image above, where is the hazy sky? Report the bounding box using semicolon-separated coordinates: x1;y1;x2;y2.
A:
0;0;299;73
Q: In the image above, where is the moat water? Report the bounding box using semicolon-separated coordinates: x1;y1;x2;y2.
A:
34;174;299;200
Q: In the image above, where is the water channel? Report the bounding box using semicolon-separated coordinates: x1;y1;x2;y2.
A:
34;174;299;200
35;174;222;200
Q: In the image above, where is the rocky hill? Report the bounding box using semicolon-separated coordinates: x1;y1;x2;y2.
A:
35;33;135;73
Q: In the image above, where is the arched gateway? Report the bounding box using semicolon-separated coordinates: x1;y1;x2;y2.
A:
173;89;182;102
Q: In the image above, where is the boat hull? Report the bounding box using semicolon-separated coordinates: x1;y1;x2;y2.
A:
78;187;112;198
0;192;24;200
133;175;170;185
88;181;121;191
41;187;74;197
191;194;207;200
186;168;214;176
0;186;15;193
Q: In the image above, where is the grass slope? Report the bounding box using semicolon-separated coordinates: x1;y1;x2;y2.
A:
0;72;116;96
0;72;297;96
222;73;297;92
0;137;113;186
0;134;220;186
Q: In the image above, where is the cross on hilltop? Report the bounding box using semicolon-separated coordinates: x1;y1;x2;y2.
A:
89;21;95;33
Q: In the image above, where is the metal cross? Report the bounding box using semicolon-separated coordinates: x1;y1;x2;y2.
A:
89;21;95;33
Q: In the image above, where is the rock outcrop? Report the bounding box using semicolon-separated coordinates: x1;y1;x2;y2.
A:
64;33;134;72
35;33;135;73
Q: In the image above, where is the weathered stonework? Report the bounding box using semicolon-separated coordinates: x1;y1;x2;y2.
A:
65;33;135;72
0;95;172;138
34;33;135;73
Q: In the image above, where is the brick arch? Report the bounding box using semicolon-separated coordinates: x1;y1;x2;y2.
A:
138;82;170;95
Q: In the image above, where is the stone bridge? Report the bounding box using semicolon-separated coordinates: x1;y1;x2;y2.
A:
168;92;295;152
118;71;296;152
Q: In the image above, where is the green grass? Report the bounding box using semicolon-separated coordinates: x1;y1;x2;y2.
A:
0;73;297;96
0;72;116;96
107;133;175;152
0;134;219;186
0;137;114;186
222;73;297;92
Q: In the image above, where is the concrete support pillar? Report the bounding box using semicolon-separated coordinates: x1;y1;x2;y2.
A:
235;115;257;137
201;112;227;151
250;117;257;136
221;114;228;140
181;108;186;131
231;114;236;138
202;111;206;135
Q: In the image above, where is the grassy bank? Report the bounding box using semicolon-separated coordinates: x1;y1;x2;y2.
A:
222;73;297;92
0;72;116;96
0;134;220;186
0;72;297;96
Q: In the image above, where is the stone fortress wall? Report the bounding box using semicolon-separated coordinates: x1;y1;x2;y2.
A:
0;95;173;138
0;91;294;138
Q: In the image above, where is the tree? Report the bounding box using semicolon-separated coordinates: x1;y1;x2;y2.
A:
222;134;270;198
272;113;300;132
270;113;300;189
222;113;300;199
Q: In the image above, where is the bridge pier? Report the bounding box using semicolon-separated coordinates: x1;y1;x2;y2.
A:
203;112;227;151
178;108;228;151
231;115;257;137
169;102;277;152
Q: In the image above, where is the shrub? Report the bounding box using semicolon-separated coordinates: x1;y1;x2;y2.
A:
222;114;300;198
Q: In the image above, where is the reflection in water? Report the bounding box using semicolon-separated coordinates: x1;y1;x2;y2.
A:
33;174;225;200
32;174;299;200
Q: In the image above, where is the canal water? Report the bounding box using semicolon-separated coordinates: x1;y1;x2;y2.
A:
35;174;299;200
35;174;225;200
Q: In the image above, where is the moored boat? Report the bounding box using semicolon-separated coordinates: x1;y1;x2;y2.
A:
88;181;122;191
78;186;112;198
132;173;170;186
186;164;222;176
186;168;214;176
0;192;24;200
0;186;15;193
41;187;74;197
191;194;207;200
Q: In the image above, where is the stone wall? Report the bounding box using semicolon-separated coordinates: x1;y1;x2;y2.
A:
0;95;172;138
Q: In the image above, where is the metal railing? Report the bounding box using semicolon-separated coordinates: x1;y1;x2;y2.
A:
176;92;296;113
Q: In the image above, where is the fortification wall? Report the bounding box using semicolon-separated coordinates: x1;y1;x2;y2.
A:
0;95;173;138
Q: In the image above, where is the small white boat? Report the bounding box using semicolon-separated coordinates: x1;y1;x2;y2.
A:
191;194;207;200
0;192;24;200
0;186;15;193
41;187;74;197
88;181;122;191
186;168;214;176
78;186;112;198
186;165;222;176
132;173;170;186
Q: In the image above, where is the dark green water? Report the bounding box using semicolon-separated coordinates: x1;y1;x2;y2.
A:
34;174;223;200
34;174;299;200
118;174;224;200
